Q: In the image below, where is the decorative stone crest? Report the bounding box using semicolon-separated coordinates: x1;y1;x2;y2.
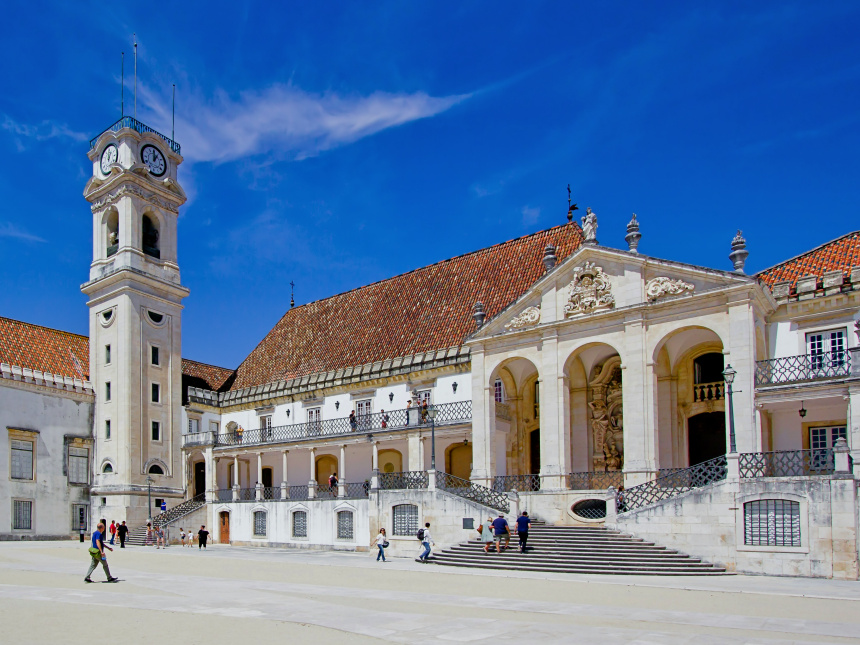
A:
645;276;695;302
564;262;615;316
504;306;541;330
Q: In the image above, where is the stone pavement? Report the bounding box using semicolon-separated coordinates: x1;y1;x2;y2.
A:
1;541;859;644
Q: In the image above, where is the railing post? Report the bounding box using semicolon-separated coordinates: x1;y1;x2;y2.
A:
428;469;437;491
506;490;519;519
604;487;618;526
280;481;288;500
255;482;263;501
231;484;239;502
308;481;316;499
834;437;851;474
726;452;740;481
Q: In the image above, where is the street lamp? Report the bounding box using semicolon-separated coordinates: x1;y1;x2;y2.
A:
722;364;737;454
146;475;154;522
427;406;439;470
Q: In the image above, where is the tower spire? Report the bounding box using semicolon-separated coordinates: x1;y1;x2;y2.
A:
121;52;124;118
133;34;137;120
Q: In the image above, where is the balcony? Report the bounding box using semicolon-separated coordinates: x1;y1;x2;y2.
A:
90;116;181;154
693;381;724;402
755;351;851;386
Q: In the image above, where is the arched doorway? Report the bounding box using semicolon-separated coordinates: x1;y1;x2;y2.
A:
447;443;472;480
378;449;402;473
193;461;205;497
315;454;338;485
688;412;726;465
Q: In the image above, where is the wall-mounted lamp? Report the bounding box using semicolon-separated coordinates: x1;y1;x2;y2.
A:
335;401;340;410
286;409;290;417
452;381;458;393
389;392;394;403
799;402;807;418
463;438;469;447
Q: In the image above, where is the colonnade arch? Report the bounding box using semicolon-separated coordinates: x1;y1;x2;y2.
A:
486;356;540;478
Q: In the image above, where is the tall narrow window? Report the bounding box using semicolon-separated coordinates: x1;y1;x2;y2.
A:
356;400;372;430
308;407;321;435
105;382;111;401
68;447;89;485
188;418;199;434
11;440;34;480
151;421;160;441
292;510;307;538
13;500;32;530
105;420;111;440
151;346;160;366
151;383;160;403
337;510;354;540
253;511;267;537
259;415;272;439
105;344;111;364
494;379;505;403
807;329;847;373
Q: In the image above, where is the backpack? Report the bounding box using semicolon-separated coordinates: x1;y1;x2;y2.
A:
417;528;425;541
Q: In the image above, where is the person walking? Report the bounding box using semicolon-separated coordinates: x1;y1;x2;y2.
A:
480;516;495;553
328;472;338;494
156;525;165;549
108;521;116;545
145;522;154;547
198;525;209;549
420;399;428;424
85;522;118;583
417;522;434;562
375;528;388;562
117;521;128;548
491;513;510;554
515;511;531;553
180;528;186;547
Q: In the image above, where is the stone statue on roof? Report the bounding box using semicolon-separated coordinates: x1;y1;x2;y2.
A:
581;207;598;244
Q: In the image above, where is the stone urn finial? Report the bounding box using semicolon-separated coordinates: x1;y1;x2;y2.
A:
543;244;557;271
625;213;641;254
729;230;749;274
472;301;486;329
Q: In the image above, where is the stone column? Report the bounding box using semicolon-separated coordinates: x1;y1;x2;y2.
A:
233;455;239;489
621;314;657;486
418;436;426;472
848;349;860;475
725;297;757;453
538;331;565;489
338;445;347;497
256;452;263;500
407;433;421;471
308;447;316;499
371;441;380;490
281;450;289;499
204;447;214;502
470;346;493;486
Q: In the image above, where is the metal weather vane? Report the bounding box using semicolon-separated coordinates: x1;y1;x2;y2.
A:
567;184;579;222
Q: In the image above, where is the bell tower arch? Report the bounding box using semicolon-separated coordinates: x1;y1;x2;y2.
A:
82;118;189;528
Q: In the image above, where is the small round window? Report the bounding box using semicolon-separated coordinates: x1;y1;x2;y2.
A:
572;499;607;520
148;464;164;475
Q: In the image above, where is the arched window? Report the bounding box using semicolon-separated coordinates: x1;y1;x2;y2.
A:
253;511;267;537
142;214;160;259
336;510;354;540
292;510;307;538
102;463;114;474
744;499;800;547
392;504;419;536
148;464;164;475
106;209;119;257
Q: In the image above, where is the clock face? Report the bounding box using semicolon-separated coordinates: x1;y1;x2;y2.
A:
100;144;118;175
141;145;166;177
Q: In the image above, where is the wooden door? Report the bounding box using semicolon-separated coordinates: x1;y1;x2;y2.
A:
219;511;230;543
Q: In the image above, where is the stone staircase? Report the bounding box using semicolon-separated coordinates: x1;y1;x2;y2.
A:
431;522;727;575
125;494;206;546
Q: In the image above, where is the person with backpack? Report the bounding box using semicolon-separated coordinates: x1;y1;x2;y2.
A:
416;522;434;562
328;472;338;493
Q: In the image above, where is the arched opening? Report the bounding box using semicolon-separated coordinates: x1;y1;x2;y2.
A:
378;449;402;473
446;442;472;480
315;454;338;486
102;462;114;474
105;209;119;257
688;411;727;465
193;461;205;497
142;213;160;259
148;464;164;475
487;356;540;481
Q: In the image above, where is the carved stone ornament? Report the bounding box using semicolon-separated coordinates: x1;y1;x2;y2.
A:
564;261;615;316
90;184;179;214
504;306;541;330
645;276;695;302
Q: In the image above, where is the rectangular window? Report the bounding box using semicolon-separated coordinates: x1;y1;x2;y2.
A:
151;421;160;441
392;503;419;536
151;346;160;366
11;440;34;480
68;447;89;485
260;415;272;430
417;390;431;405
151;383;160;403
807;329;847;372
209;421;219;433
292;510;307;538
71;504;88;531
307;408;321;423
810;425;847;470
744;499;801;547
13;500;32;530
105;420;111;440
253;511;267;537
188;418;199;434
105;382;111;401
356;400;371;430
105;344;111;364
494;379;505;403
337;510;354;540
534;380;540;418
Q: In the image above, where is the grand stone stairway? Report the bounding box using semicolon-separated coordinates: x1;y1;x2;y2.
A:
125;494;207;546
430;522;727;575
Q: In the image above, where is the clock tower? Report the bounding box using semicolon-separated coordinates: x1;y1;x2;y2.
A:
82;118;189;528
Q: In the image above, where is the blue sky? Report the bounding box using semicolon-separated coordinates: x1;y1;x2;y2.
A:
1;2;858;368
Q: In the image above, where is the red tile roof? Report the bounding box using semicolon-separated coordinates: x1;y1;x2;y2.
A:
181;358;235;392
758;230;860;292
228;223;584;391
0;316;90;380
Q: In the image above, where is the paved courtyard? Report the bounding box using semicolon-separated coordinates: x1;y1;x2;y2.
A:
1;541;860;644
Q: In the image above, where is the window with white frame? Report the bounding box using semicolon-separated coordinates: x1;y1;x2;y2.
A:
417;390;431;405
392;503;419;536
810;425;847;469
307;407;321;434
806;329;847;371
337;510;354;540
356;400;372;430
209;421;219;433
68;447;89;485
71;503;88;531
744;499;801;547
494;379;505;403
292;510;307;538
11;439;34;480
188;418;199;434
13;500;32;530
253;510;267;537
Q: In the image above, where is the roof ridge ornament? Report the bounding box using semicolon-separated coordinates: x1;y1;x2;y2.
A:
472;301;486;329
581;207;598;245
625;213;641;254
729;230;749;274
543;244;557;271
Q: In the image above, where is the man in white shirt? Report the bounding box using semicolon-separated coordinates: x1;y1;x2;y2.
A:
417;522;434;562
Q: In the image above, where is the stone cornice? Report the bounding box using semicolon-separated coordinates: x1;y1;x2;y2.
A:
0;363;94;400
89;182;181;214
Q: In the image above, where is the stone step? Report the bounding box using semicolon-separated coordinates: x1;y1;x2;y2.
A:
429;558;727;576
446;548;694;561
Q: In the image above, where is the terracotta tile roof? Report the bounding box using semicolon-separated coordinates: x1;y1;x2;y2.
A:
181;358;235;393
758;230;860;292
0;316;90;380
229;223;584;391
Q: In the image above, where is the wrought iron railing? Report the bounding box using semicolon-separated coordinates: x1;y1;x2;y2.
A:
262;486;278;500
379;471;429;490
492;474;540;492
693;381;724;402
755;351;851;386
149;493;205;527
214;401;472;448
90;116;181;154
495;402;512;421
316;484;337;499
236;488;256;502
344;482;370;498
617;455;727;514
288;485;309;501
216;488;232;502
568;471;624;491
739;449;835;478
437;471;510;513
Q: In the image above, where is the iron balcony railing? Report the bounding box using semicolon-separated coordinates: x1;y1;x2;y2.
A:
379;471;429;490
89;116;181;154
739;449;835;478
438;471;510;513
262;486;278;500
344;482;371;498
288;485;309;501
617;455;727;514
492;474;540;492
755;351;851;386
568;471;624;491
214;401;472;448
316;484;337;499
236;488;256;502
693;381;724;402
215;488;233;502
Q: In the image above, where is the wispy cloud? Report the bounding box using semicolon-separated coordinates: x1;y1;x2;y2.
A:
139;84;470;164
521;205;540;226
1;115;87;151
0;222;46;243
